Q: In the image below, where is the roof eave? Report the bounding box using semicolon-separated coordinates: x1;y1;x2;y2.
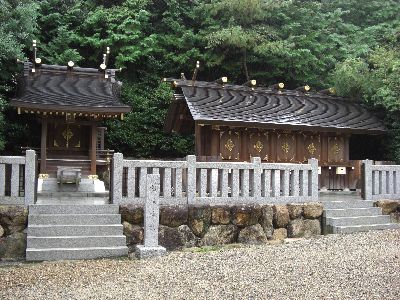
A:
10;99;131;114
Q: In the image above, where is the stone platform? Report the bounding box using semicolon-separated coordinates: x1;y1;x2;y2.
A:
38;178;106;193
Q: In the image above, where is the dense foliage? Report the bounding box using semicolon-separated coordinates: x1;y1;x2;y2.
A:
1;0;399;159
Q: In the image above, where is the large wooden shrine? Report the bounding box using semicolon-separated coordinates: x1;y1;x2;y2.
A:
10;59;130;178
164;79;386;190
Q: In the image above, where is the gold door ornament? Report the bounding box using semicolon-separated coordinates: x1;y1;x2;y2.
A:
62;127;74;148
225;139;235;152
282;142;290;154
307;143;316;155
254;140;263;153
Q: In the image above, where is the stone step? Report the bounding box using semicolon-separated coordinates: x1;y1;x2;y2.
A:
28;224;123;237
27;236;126;249
29;204;119;215
326;215;391;227
332;223;400;234
36;198;109;205
26;246;128;261
38;192;109;198
29;214;121;225
324;207;382;218
322;200;375;209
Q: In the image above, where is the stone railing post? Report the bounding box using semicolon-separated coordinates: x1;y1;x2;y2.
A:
308;158;319;200
24;150;36;206
186;155;196;205
111;152;123;204
362;159;373;200
251;157;262;199
136;174;166;258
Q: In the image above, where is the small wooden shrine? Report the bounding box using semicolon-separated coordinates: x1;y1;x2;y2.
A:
10;46;130;178
164;78;386;190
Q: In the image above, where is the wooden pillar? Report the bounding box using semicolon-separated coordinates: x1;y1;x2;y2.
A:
195;123;202;156
90;123;97;175
40;118;47;174
210;127;220;157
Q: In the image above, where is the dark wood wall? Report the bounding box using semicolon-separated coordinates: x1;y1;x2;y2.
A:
195;123;350;164
195;123;362;190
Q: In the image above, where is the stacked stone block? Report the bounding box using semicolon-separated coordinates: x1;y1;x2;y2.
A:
121;203;323;252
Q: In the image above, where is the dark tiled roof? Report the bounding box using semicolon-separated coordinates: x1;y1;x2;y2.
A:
10;62;131;113
168;80;385;134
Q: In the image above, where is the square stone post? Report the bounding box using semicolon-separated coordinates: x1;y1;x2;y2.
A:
136;174;166;259
186;155;196;205
24;150;36;206
251;157;262;199
308;158;319;200
362;159;373;200
111;153;123;204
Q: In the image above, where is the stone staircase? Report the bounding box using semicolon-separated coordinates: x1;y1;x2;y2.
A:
323;199;400;234
26;195;128;261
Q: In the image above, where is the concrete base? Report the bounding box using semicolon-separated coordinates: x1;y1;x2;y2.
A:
39;178;106;193
135;245;167;259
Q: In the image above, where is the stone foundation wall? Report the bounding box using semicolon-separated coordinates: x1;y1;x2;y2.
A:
375;200;400;223
0;205;28;260
120;203;323;251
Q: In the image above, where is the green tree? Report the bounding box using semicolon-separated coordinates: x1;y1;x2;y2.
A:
0;0;38;152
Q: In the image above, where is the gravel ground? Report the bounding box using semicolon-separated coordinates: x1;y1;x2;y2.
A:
1;229;399;300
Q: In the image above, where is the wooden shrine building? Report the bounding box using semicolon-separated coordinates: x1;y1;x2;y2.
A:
10;61;131;177
164;79;386;190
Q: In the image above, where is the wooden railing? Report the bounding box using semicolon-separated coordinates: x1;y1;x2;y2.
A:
111;154;318;205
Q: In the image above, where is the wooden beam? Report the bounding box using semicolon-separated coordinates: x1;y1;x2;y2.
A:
90;123;97;175
195;123;202;156
40;118;48;173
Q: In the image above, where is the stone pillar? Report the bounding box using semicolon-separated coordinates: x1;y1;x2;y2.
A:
308;158;319;200
362;159;373;200
251;157;262;199
111;152;123;204
24;150;36;206
136;174;166;259
186;155;196;205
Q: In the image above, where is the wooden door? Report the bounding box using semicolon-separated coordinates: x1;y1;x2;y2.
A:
47;123;89;156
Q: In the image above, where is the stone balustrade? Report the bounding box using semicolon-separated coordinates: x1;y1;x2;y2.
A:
0;150;36;206
362;160;400;200
112;153;319;205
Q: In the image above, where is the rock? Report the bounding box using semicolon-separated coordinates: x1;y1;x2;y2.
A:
160;206;188;227
158;225;198;250
259;205;274;239
231;205;261;228
390;212;400;223
272;228;287;240
122;222;143;245
0;225;4;237
0;232;26;259
188;206;211;237
303;203;323;219
200;225;238;246
287;204;303;219
287;219;321;238
211;206;231;225
375;200;399;215
273;205;290;228
0;205;28;234
119;205;143;225
238;224;268;245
